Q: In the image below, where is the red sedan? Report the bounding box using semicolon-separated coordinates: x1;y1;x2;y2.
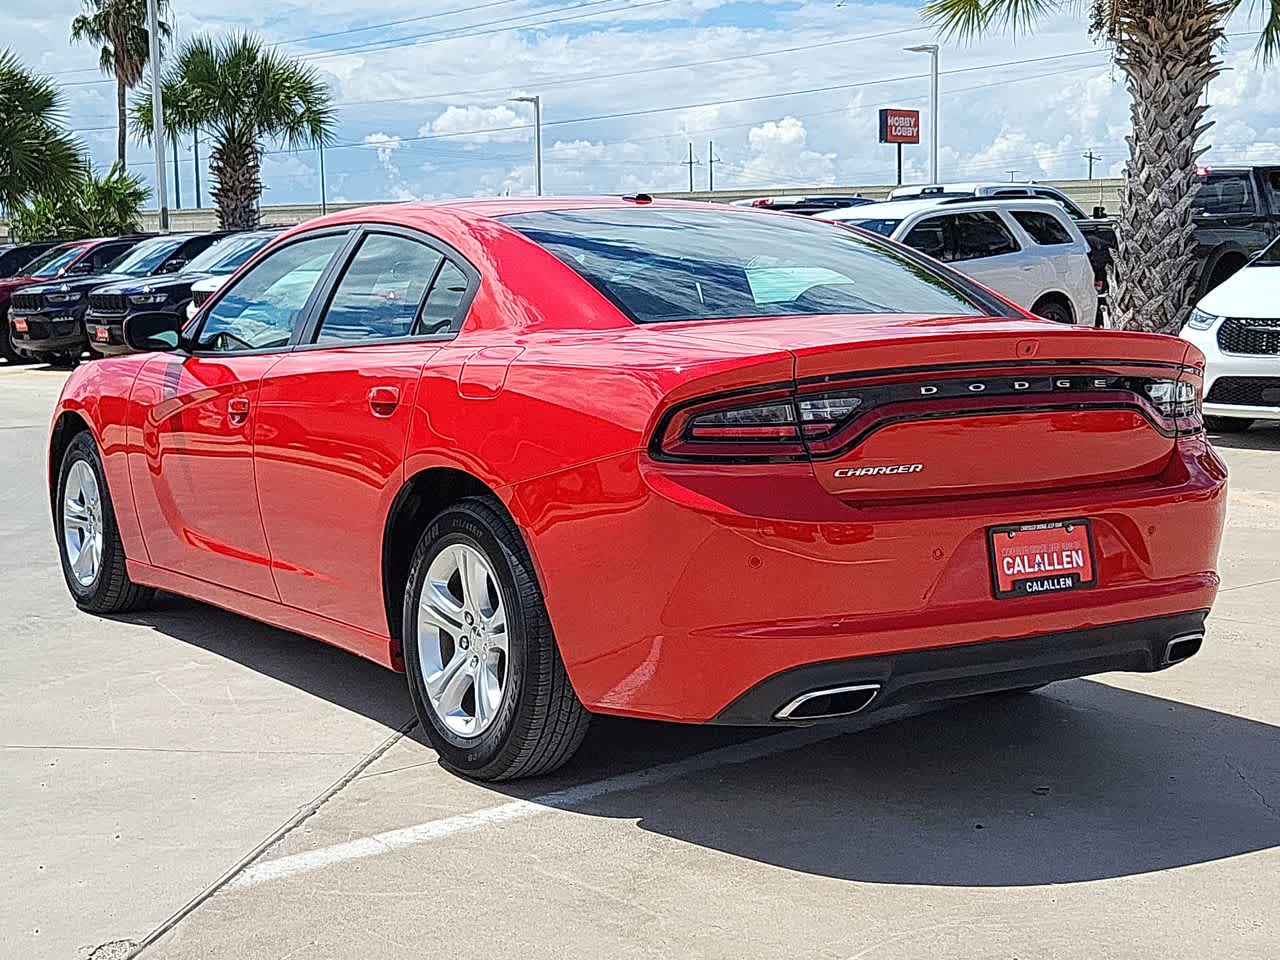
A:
48;198;1227;780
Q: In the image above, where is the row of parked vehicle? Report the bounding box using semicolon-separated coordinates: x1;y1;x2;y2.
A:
0;229;281;365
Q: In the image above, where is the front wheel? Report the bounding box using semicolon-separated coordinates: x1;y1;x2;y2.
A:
403;498;590;781
1032;298;1073;325
56;432;154;613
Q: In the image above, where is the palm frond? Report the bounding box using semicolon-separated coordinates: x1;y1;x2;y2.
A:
923;0;1063;40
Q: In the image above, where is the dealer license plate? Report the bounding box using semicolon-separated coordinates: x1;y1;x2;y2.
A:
988;518;1096;599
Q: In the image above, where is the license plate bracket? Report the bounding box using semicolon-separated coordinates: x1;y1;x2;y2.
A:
988;518;1096;599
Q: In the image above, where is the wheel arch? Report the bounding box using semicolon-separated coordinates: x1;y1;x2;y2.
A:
1031;290;1075;323
381;466;535;668
47;409;95;515
1198;243;1250;296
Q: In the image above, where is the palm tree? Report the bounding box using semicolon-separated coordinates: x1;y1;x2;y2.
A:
0;50;83;231
132;32;334;229
70;0;171;168
922;1;1280;334
11;164;148;240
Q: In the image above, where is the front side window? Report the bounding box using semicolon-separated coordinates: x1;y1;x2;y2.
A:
1033;189;1087;219
195;233;346;352
1011;210;1073;245
949;212;1020;261
90;242;135;270
315;233;443;344
505;208;987;324
903;217;950;260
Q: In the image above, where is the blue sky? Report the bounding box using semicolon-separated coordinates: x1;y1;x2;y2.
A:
11;0;1280;207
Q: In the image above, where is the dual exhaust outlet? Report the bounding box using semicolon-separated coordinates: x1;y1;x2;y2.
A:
773;631;1206;722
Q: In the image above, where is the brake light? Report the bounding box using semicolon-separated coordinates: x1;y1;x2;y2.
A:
1146;376;1203;435
751;198;773;207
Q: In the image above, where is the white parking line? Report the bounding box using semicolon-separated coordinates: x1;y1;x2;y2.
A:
228;724;848;891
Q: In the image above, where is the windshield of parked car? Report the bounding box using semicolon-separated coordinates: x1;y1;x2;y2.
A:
105;236;183;276
182;234;273;275
504;208;989;323
25;244;83;278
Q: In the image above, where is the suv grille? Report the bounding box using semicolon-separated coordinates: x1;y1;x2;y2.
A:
1205;377;1280;407
1217;317;1280;355
10;291;42;311
89;292;127;313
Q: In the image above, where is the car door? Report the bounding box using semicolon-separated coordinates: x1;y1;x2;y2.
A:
253;226;478;630
127;230;351;599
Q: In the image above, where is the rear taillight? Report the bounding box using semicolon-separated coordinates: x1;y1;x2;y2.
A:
656;388;805;461
1146;376;1203;435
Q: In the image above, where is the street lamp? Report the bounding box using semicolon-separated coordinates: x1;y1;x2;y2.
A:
146;0;170;232
508;95;543;196
905;43;940;185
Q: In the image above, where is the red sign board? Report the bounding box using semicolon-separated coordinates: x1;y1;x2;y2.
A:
879;108;921;144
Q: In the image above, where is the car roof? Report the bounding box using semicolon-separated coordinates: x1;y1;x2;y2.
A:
891;181;1062;195
817;197;1070;222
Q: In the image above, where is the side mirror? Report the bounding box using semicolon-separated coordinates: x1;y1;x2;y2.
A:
123;311;182;352
1092;205;1108;219
161;258;187;274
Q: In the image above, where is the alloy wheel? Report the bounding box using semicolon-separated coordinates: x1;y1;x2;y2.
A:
417;543;509;737
63;459;103;587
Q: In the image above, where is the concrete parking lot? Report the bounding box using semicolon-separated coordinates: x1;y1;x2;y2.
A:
2;360;1277;960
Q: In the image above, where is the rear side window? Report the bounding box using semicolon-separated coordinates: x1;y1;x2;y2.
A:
1198;172;1255;215
315;233;443;344
950;212;1020;261
903;217;949;260
1011;210;1073;245
417;261;470;336
504;208;988;324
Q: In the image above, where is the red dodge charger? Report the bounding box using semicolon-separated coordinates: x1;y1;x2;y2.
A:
48;198;1227;780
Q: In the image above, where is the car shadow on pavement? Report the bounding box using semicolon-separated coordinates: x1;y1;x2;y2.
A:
566;681;1280;886
110;592;414;730
116;594;1280;888
1208;423;1280;451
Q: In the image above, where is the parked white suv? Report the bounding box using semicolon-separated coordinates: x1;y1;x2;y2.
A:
1181;236;1280;431
816;199;1098;324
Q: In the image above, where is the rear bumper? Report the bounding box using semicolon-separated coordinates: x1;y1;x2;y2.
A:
512;437;1227;723
712;610;1207;724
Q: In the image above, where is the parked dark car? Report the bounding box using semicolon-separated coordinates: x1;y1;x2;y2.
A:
733;195;875;215
2;238;145;363
10;232;230;364
85;229;280;356
1192;164;1280;295
0;241;60;278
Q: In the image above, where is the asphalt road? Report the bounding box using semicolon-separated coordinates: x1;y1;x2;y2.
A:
2;361;1277;960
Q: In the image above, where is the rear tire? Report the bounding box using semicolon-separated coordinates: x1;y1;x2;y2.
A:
403;497;590;781
55;431;154;614
1032;297;1073;325
1205;416;1253;433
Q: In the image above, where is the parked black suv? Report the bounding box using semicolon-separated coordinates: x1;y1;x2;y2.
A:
85;229;279;356
10;231;230;363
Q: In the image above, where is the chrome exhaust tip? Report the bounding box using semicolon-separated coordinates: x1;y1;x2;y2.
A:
775;683;881;721
1164;633;1204;665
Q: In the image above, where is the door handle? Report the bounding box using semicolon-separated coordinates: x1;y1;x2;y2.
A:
227;396;251;426
368;385;400;418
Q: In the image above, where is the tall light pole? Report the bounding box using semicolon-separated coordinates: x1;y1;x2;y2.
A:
509;95;543;196
905;43;940;185
146;0;169;232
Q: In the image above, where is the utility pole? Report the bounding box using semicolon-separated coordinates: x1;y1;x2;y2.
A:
1083;149;1100;180
172;136;181;210
682;142;699;193
1006;169;1022;182
319;142;327;215
708;141;720;192
508;95;543;196
193;129;201;208
146;0;169;232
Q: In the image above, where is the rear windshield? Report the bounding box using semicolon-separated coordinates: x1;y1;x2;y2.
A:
845;218;902;237
503;208;989;324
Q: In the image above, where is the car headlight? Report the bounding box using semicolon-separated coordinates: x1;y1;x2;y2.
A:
128;293;168;305
1185;307;1218;330
45;291;81;304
